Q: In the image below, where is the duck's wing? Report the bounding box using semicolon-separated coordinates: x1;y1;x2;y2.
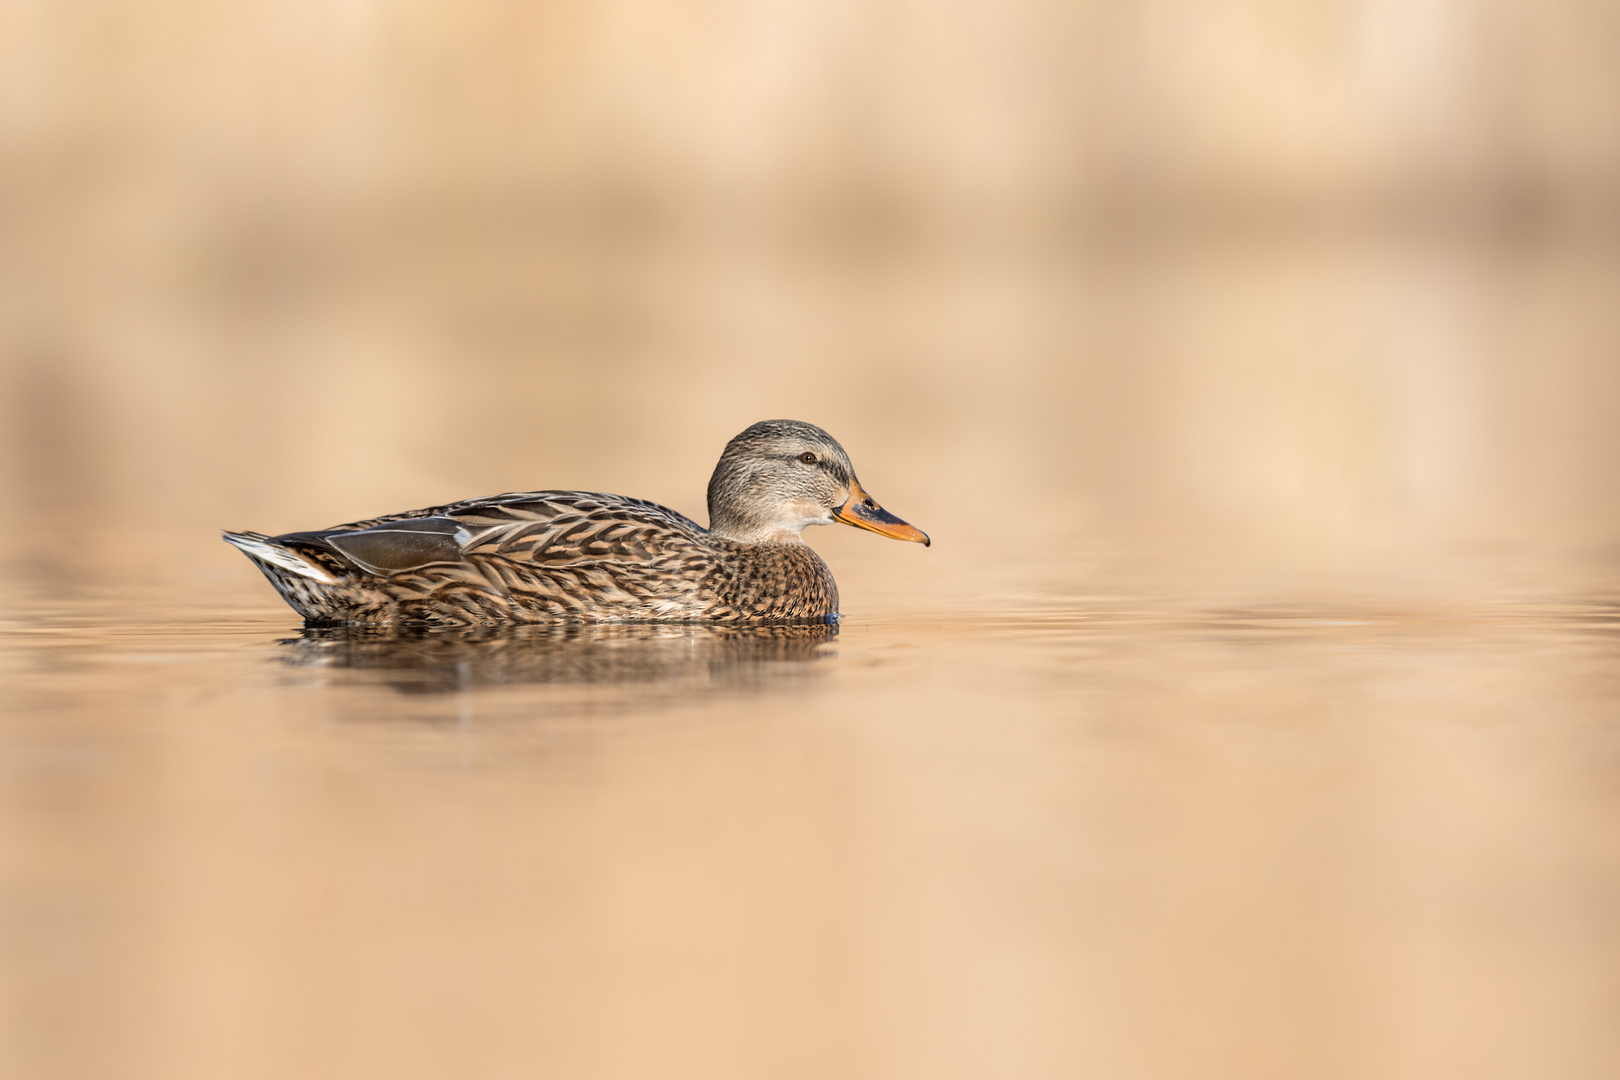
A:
280;491;710;576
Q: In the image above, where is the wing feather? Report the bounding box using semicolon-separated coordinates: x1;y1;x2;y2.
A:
307;491;712;575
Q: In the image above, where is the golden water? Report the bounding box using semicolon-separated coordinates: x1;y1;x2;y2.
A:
4;535;1619;1079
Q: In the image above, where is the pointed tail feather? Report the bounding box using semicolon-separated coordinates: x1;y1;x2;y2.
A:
221;531;338;584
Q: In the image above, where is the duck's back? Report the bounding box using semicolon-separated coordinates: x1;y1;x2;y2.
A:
228;490;837;625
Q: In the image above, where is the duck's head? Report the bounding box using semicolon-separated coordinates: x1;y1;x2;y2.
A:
706;420;930;547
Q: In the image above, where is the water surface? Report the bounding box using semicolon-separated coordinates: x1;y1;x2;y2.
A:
4;561;1619;1080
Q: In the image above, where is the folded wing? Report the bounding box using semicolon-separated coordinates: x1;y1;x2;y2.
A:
292;492;710;576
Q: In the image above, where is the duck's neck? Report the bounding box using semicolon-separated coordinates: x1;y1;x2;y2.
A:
708;520;812;546
708;493;831;544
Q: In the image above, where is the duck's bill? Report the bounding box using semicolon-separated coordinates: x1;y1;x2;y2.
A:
834;480;930;547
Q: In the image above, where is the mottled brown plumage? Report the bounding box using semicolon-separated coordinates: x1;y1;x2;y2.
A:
224;420;928;626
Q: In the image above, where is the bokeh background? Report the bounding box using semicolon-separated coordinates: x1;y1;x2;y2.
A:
5;4;1620;1080
4;0;1619;605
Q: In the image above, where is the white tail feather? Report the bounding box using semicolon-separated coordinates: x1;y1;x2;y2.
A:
221;532;337;584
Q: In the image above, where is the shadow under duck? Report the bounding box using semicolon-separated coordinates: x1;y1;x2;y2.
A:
223;420;928;626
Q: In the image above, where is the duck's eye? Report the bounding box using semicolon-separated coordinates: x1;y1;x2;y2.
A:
799;452;817;464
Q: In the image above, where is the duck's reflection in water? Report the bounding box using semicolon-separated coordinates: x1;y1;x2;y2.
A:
276;621;839;697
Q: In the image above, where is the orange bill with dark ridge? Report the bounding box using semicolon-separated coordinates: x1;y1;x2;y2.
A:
834;480;930;546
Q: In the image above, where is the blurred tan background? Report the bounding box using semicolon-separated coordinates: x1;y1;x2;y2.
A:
2;0;1619;598
6;7;1620;1080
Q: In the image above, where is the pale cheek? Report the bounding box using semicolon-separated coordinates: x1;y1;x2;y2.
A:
783;500;831;523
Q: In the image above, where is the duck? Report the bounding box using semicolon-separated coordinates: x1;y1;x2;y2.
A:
223;419;928;626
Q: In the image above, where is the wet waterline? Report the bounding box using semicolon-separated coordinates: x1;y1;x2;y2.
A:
281;621;841;696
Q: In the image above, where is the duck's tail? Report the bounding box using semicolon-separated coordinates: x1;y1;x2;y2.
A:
221;531;338;584
223;529;361;621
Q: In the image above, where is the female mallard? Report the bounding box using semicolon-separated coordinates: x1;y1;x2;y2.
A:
224;420;928;626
